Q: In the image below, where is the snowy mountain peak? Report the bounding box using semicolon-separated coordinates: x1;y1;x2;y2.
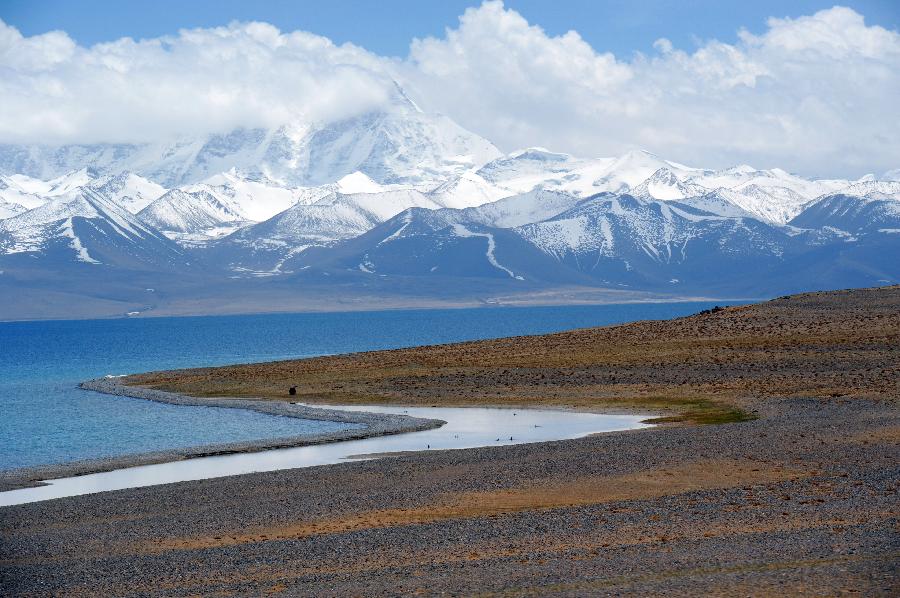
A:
3;187;148;233
591;150;693;192
186;174;326;223
476;148;587;194
0;174;49;214
44;168;99;196
0;186;182;267
427;171;511;209
0;89;502;189
706;185;809;225
389;80;424;114
726;164;758;175
648;167;681;185
88;171;166;213
631;168;705;201
336;172;384;194
137;188;248;240
832;180;900;201
508;147;572;162
791;183;900;234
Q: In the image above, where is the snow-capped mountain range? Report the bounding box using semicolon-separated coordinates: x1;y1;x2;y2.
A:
0;88;500;189
1;100;898;319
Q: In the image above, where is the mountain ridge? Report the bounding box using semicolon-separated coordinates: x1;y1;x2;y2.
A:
0;102;897;319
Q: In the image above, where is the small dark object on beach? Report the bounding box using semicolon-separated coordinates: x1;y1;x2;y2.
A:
698;305;726;316
288;386;297;396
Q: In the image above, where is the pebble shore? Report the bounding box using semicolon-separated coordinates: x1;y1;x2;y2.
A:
1;395;897;596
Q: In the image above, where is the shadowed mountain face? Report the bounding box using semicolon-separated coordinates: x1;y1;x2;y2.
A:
1;180;898;320
790;193;900;234
0;98;898;319
287;191;899;296
0;188;184;271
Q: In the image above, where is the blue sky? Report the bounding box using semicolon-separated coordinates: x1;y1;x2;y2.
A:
2;0;898;58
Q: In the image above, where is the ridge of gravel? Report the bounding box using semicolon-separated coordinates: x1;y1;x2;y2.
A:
0;378;445;492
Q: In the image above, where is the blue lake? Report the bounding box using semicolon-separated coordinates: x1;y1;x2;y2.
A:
0;301;738;470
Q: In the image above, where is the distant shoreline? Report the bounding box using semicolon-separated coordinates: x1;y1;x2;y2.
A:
0;287;747;324
0;378;445;493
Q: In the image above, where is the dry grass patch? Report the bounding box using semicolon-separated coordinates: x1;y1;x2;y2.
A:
143;458;804;553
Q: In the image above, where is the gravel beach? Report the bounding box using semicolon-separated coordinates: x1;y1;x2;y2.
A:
1;286;897;596
1;396;896;596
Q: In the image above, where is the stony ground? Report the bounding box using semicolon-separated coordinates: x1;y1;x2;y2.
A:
1;397;897;596
1;286;898;596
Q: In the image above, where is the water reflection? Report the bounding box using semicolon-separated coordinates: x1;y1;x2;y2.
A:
0;405;651;506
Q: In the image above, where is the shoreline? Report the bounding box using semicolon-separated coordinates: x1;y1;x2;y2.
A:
0;378;446;493
5;395;897;595
2;286;897;595
0;289;753;324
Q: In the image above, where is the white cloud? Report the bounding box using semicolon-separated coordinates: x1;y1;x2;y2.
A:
402;2;900;177
1;2;898;177
0;20;396;144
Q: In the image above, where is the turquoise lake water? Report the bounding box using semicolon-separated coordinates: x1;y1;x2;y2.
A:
0;301;737;471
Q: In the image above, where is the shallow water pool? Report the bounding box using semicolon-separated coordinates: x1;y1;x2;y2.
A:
0;404;652;506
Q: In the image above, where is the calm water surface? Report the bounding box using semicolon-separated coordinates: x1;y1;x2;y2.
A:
0;405;652;506
0;302;737;471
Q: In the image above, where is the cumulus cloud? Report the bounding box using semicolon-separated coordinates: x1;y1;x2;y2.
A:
0;19;396;144
402;2;900;177
1;2;898;177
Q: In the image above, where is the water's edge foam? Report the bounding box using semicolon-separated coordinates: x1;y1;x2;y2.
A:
0;378;445;492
